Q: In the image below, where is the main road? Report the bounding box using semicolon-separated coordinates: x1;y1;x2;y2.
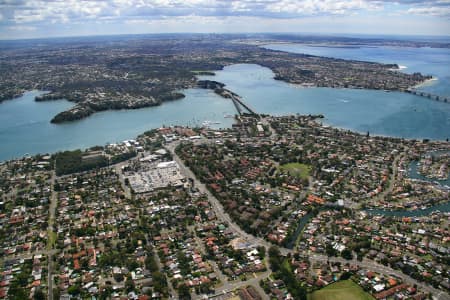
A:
166;141;275;251
47;168;58;300
166;140;450;300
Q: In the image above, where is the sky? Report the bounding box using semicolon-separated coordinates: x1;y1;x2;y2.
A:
0;0;449;40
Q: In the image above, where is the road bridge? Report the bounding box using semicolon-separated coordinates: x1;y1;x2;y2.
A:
406;88;449;103
197;80;260;116
232;95;259;116
220;89;259;117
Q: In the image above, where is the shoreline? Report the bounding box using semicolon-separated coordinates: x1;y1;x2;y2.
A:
389;65;407;72
412;77;438;89
3;111;449;164
2;113;448;219
258;40;450;50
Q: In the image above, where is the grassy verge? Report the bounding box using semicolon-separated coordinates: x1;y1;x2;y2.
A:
47;230;57;250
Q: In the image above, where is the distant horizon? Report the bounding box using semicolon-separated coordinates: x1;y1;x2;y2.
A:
0;31;450;43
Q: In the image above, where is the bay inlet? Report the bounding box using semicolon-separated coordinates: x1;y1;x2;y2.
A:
1;45;449;161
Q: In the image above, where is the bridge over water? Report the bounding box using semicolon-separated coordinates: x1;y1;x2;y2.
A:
405;88;449;103
197;80;260;116
220;89;259;117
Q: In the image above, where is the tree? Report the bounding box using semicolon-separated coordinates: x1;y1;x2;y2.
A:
257;246;266;259
54;182;61;191
340;271;352;280
268;245;281;258
268;246;282;273
8;285;28;300
99;286;112;300
177;283;191;300
67;285;81;296
125;277;135;293
33;288;45;300
113;273;124;282
326;243;337;257
53;288;60;300
153;271;167;294
357;251;365;261
341;249;353;260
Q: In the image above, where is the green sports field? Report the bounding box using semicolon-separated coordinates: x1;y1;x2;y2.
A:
310;280;374;300
279;163;311;180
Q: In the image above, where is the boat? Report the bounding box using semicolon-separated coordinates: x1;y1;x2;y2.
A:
202;120;220;127
202;121;212;127
224;114;234;118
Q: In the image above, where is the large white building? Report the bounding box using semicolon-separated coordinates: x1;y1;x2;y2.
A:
125;160;185;193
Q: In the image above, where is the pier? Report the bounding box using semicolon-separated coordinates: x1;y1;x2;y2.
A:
405;88;449;103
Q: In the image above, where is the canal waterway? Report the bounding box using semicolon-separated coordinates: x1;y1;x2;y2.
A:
365;155;450;217
287;154;450;247
408;160;450;187
366;202;450;217
286;211;316;249
288;199;450;250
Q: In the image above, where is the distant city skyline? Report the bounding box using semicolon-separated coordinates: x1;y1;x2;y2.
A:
0;0;449;40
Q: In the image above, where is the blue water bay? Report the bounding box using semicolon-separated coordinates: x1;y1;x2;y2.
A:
199;63;449;141
263;43;450;97
0;89;236;161
1;43;449;161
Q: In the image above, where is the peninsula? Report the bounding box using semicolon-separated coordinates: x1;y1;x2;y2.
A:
0;34;431;123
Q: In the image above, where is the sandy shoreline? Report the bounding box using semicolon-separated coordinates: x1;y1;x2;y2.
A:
412;77;438;89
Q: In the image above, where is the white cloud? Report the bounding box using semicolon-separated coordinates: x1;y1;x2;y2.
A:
8;25;36;31
407;6;450;17
12;0;110;24
1;0;449;38
265;0;382;15
13;9;45;23
231;1;252;12
3;0;389;25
